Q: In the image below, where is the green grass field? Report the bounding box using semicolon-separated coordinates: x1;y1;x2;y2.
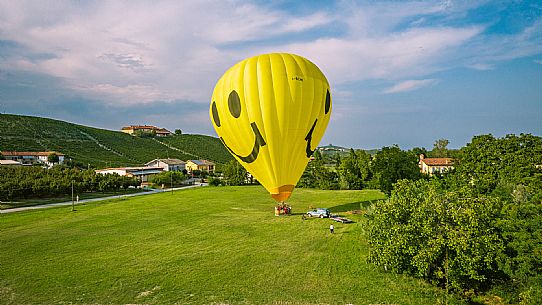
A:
0;186;463;305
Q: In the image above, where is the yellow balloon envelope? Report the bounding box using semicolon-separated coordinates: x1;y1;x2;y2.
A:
210;53;331;202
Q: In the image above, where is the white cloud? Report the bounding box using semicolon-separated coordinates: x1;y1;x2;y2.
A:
468;63;494;71
75;83;174;105
279;26;482;86
0;0;540;107
535;60;542;65
0;1;335;105
384;79;438;94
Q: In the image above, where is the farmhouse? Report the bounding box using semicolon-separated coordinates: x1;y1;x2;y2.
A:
186;160;215;174
121;125;171;137
317;144;348;154
419;154;454;176
95;166;163;184
145;159;186;172
1;151;65;167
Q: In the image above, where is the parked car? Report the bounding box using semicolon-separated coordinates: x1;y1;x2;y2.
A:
306;208;331;218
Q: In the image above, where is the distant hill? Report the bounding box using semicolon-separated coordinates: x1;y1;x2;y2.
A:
0;114;233;167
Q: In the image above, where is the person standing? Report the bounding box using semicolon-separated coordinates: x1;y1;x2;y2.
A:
330;224;334;234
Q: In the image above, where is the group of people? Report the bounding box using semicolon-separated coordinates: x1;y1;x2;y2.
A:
274;203;291;216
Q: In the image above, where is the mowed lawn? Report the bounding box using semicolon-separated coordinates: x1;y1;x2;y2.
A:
0;186;462;305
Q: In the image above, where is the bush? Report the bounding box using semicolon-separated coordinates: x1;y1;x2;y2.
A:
368;134;542;302
368;179;504;291
208;176;222;186
150;171;187;187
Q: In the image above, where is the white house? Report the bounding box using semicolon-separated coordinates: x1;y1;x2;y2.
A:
1;151;65;167
145;159;186;172
95;166;163;184
419;154;454;176
121;125;171;137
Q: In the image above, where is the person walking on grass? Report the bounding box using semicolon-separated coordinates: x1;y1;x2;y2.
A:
330;224;334;234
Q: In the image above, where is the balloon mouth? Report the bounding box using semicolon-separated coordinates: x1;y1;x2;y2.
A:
270;185;295;202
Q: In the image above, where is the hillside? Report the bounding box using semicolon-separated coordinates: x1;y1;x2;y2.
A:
0;114;232;167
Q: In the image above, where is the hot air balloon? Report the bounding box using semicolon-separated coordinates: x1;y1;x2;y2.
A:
210;53;331;202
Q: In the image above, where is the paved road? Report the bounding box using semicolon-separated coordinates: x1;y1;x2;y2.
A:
0;183;208;214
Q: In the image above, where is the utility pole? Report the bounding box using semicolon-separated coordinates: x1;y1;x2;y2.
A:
71;180;75;211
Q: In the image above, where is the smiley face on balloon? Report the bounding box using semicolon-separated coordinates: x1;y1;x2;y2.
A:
210;53;332;202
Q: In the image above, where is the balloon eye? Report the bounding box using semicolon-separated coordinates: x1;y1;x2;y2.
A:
212;101;221;127
325;90;330;114
228;90;242;118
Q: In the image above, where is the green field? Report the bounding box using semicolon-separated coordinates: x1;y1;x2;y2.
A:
0;186;463;304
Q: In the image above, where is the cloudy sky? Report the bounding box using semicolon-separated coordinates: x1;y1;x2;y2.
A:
1;0;541;149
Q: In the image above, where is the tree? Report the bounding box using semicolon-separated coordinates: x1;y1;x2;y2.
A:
151;171;187;187
431;138;449;157
47;153;59;165
207;176;222;186
367;134;542;302
337;149;372;190
175;129;182;135
312;150;339;189
223;160;247;186
369;145;421;194
454;134;542;300
297;150;339;190
411;147;428;158
368;179;504;291
0;152;4;160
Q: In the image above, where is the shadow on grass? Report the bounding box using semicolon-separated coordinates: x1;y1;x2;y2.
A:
328;199;376;213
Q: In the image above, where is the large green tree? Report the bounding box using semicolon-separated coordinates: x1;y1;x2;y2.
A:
297;150;339;190
455;134;542;301
368;134;542;302
337;149;372;190
369;145;421;194
431;138;450;157
368;179;504;291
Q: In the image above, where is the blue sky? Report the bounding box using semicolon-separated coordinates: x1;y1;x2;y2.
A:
1;0;541;149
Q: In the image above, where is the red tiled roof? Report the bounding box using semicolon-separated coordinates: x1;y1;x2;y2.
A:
1;151;65;156
155;128;171;134
121;125;171;133
122;125;157;130
421;158;453;166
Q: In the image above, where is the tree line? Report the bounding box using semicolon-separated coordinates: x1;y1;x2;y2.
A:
368;134;542;304
0;166;140;200
298;145;423;194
